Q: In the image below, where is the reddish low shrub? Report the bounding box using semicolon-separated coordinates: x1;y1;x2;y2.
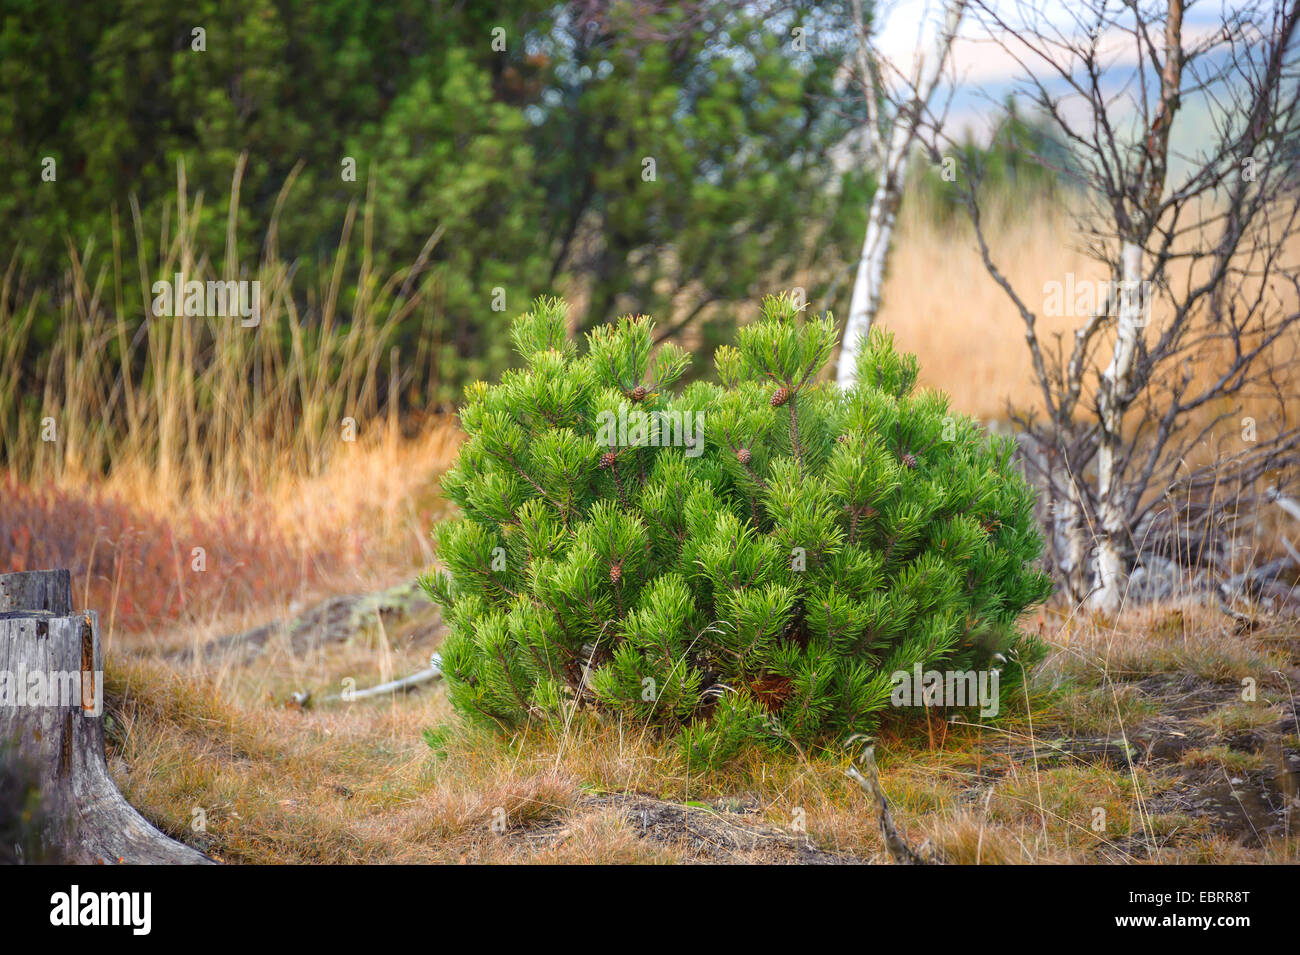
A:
0;474;336;632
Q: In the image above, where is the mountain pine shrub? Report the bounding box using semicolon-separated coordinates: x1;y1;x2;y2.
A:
421;295;1052;766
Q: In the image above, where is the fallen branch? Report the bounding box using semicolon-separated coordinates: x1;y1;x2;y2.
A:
1219;555;1299;612
318;658;443;704
846;745;936;865
1268;486;1300;523
1281;536;1300;568
174;582;436;665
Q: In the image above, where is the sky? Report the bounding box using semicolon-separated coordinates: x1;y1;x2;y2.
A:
864;0;1268;147
874;0;1245;74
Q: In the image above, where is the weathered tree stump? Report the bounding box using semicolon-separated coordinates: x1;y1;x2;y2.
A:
0;570;211;864
0;567;72;615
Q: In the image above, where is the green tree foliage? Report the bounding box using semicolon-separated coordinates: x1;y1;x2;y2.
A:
532;4;863;348
2;0;864;409
0;0;556;404
423;295;1053;767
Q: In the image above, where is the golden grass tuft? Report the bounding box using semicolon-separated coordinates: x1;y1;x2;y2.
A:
88;594;1297;864
6;181;1298;863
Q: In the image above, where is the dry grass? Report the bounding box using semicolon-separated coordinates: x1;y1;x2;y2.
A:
1;419;460;642
7;185;1299;863
0;158;439;502
92;592;1299;864
1;157;465;642
878;192;1300;430
877;197;1093;420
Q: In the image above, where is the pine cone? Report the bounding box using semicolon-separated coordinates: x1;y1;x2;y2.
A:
770;385;790;408
901;451;918;470
630;385;647;402
736;448;752;465
609;562;623;584
599;450;617;469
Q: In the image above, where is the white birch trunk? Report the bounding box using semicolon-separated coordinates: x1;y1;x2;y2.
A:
1056;488;1091;605
837;126;910;387
1088;241;1145;611
836;0;966;388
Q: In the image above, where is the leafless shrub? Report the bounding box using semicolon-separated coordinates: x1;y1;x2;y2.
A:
952;0;1300;611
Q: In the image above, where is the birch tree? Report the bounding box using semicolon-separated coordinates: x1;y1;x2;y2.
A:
958;0;1300;611
836;0;968;387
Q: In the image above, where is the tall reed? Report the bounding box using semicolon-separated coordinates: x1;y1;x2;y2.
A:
0;156;440;504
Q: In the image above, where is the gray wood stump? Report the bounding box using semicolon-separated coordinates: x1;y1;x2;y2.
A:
0;570;212;864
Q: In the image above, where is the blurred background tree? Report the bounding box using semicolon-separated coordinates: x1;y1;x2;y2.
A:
0;0;869;417
912;99;1074;225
